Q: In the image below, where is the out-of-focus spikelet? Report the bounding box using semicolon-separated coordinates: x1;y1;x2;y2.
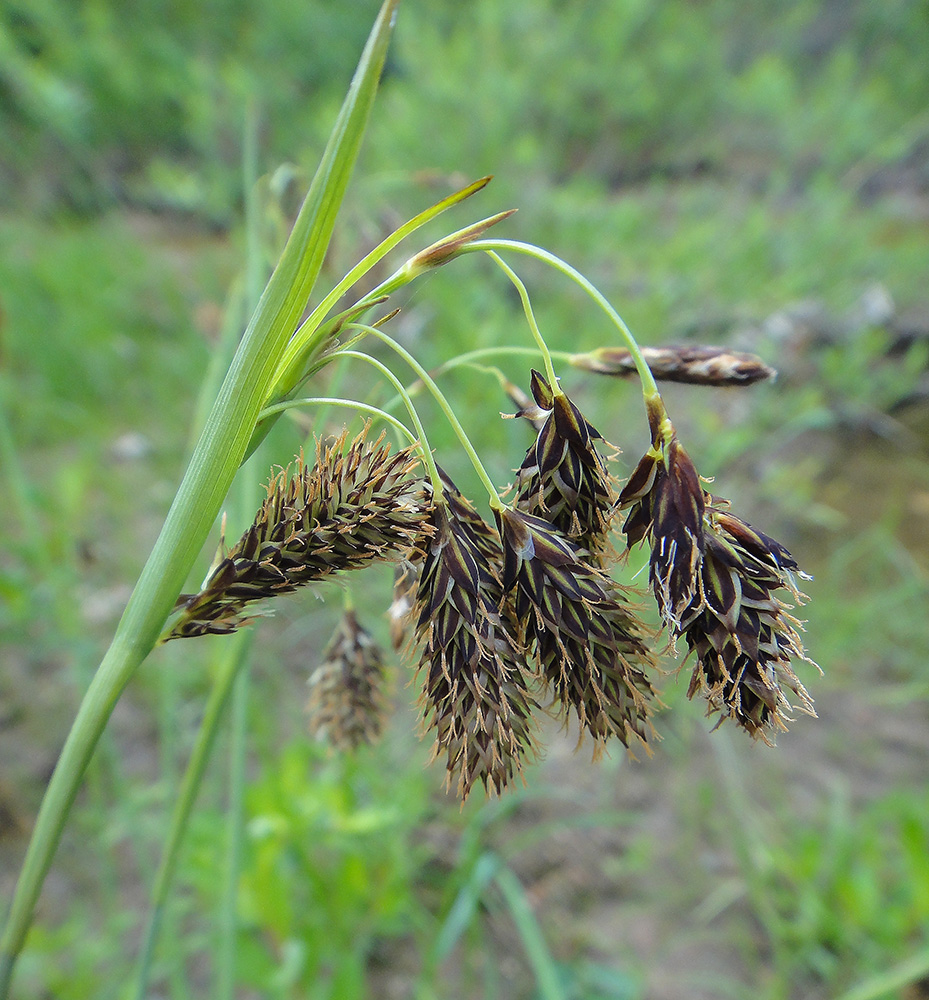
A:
572;345;776;386
307;610;388;750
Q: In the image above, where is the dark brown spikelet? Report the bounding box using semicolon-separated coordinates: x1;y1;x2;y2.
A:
619;397;705;631
414;486;538;800
513;371;617;563
306;610;387;750
572;345;777;386
619;397;817;742
168;427;431;639
683;499;817;743
496;507;656;754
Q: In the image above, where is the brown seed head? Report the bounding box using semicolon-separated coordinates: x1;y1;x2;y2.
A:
496;507;657;753
513;371;617;563
572;345;777;386
619;404;705;631
306;610;388;750
168;426;432;639
413;485;538;800
683;499;817;742
619;399;816;741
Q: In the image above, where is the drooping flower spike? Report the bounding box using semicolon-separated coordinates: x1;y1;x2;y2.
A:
619;393;817;742
412;479;538;800
619;394;705;633
496;506;657;754
167;426;431;639
683;497;817;741
512;370;617;565
307;609;389;750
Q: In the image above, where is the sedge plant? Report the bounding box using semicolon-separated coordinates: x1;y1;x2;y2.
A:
0;0;820;993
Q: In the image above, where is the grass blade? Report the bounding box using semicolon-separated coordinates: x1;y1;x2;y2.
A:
494;865;566;1000
0;3;400;994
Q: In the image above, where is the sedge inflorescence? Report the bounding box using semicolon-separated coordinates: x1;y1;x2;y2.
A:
168;342;816;800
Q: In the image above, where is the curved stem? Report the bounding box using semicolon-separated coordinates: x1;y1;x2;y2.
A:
433;345;574;376
258;396;417;444
0;3;400;992
463;239;660;399
269;178;494;400
484;251;559;389
337;349;444;495
345;325;505;510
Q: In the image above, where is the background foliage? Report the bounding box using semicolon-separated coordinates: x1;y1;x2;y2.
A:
1;1;928;998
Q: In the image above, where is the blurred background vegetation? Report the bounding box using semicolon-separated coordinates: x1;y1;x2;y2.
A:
1;0;928;998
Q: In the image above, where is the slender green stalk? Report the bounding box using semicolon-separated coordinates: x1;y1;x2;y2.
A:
465;238;660;398
493;865;565;1000
484;251;559;388
132;632;254;998
0;4;399;993
258;396;417;443
216;655;250;1000
338;349;444;494
432;345;575;377
346;325;505;509
833;948;929;1000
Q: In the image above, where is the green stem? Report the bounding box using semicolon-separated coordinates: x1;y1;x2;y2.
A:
216;655;250;1000
338;349;443;494
464;238;660;398
493;865;565;1000
433;345;574;377
483;251;559;388
132;633;253;998
257;396;416;443
346;325;504;510
268;178;493;401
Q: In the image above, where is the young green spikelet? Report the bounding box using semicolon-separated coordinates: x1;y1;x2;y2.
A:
307;610;388;750
167;426;431;639
496;506;657;755
619;394;817;742
413;481;538;800
512;371;616;564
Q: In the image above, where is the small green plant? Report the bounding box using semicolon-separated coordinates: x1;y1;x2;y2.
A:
0;2;822;995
